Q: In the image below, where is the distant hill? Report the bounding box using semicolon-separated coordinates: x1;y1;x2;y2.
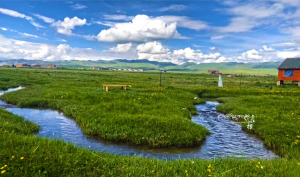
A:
0;59;281;74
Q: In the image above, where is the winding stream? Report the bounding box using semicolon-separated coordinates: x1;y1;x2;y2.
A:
0;87;277;159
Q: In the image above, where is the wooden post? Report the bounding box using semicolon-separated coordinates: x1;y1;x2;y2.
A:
106;86;108;92
277;81;281;86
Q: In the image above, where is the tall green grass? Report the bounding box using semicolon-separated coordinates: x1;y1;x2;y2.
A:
1;67;300;176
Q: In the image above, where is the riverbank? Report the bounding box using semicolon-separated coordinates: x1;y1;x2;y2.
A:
1;68;300;176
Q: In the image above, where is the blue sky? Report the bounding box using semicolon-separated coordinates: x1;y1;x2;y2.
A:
0;0;300;64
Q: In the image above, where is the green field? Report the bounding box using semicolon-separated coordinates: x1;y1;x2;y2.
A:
1;59;280;74
1;68;300;176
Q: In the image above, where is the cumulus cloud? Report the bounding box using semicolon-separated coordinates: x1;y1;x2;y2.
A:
52;17;86;36
96;15;207;43
0;7;44;28
159;4;188;12
0;35;137;61
109;43;132;53
33;14;55;23
70;4;87;10
97;15;178;43
277;50;300;59
137;41;224;64
238;49;262;61
137;41;169;54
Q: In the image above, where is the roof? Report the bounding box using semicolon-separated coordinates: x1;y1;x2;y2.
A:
278;58;300;69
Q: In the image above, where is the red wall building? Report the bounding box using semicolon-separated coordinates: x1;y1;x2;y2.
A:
277;58;300;85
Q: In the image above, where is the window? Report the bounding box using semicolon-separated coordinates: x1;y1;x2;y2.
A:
284;70;294;77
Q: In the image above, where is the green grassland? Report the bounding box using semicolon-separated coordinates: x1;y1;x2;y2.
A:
1;59;280;74
1;67;300;176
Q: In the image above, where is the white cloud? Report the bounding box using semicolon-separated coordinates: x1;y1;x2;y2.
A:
0;35;137;61
210;47;220;51
268;0;300;6
217;17;258;33
97;15;178;43
30;21;45;28
260;45;275;52
137;41;224;64
156;16;208;31
173;48;222;61
238;49;262;61
1;27;7;31
96;15;207;43
57;39;67;42
0;7;32;20
103;15;134;21
159;4;188;12
211;36;225;40
277;50;300;59
229;3;284;19
0;7;44;28
52;17;86;36
21;33;40;38
71;4;87;10
283;26;300;41
109;43;132;53
137;41;169;54
93;21;116;27
217;2;285;33
33;14;55;23
271;42;300;47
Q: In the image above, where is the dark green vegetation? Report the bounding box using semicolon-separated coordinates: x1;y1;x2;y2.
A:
1;67;300;176
1;59;280;74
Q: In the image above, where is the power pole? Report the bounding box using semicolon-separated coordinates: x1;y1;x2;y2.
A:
240;73;242;86
160;70;162;87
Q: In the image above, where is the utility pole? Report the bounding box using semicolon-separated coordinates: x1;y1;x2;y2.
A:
160;70;162;87
240;73;242;86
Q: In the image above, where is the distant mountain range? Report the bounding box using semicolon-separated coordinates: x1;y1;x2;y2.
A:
0;59;281;74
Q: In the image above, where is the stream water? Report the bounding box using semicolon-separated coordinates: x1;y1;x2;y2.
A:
0;87;277;159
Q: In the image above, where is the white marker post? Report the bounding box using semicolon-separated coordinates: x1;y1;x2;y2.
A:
218;74;223;87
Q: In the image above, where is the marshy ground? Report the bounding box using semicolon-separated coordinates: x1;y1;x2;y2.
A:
1;68;300;176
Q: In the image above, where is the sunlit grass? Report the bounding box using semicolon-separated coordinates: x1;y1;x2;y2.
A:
1;67;300;176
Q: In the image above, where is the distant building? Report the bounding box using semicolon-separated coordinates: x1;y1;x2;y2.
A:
277;58;300;85
47;64;56;68
3;65;11;67
16;64;30;67
31;64;41;68
207;70;220;75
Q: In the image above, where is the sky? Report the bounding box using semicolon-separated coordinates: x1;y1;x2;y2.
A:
0;0;300;64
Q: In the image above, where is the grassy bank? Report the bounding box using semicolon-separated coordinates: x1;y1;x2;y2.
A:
0;68;209;147
1;67;300;176
1;108;300;176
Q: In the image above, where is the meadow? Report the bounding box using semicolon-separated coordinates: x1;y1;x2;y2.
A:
1;67;300;176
